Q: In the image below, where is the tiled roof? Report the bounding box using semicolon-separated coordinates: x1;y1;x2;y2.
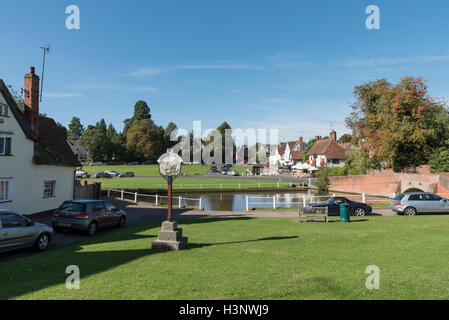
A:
291;150;304;160
307;139;349;160
0;79;80;167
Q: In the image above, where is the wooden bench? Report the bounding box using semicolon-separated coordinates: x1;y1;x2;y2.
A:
298;206;329;223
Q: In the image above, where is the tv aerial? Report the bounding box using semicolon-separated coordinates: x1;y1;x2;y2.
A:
39;45;51;102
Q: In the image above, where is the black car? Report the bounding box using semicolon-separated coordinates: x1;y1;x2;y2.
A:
94;172;112;179
310;197;372;216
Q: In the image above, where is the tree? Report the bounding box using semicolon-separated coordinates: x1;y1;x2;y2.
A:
164;122;178;149
338;134;352;144
429;148;449;173
7;85;24;111
344;148;369;175
126;119;165;161
123;100;151;135
80;125;110;162
67;117;85;140
315;166;329;191
345;77;448;171
302;138;317;162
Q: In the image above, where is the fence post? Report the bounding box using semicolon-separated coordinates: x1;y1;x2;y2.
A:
180;184;183;189
199;198;202;210
121;189;124;200
179;196;182;208
362;193;366;203
155;194;158;206
303;194;306;207
290;182;292;188
134;192;138;203
273;195;276;209
333;193;336;197
107;189;110;198
201;184;203;189
258;183;261;188
239;183;241;189
220;184;223;189
278;182;280;188
245;195;249;211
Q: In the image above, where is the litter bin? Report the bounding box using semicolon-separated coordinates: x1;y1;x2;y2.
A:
339;203;350;223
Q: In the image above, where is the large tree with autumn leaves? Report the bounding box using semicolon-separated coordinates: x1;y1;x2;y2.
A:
346;77;449;172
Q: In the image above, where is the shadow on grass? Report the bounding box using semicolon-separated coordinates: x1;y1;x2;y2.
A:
0;217;294;300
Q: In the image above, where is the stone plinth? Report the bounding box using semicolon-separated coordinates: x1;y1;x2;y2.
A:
151;221;188;251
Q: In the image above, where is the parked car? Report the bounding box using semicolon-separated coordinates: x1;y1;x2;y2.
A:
221;168;228;175
210;166;217;173
227;170;239;176
127;161;140;165
52;200;127;236
0;210;54;253
90;162;103;166
310;197;372;216
390;192;449;216
119;172;135;178
94;172;112;179
143;160;154;165
105;170;120;177
75;169;90;178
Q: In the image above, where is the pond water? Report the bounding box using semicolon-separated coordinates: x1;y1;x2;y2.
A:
177;191;334;212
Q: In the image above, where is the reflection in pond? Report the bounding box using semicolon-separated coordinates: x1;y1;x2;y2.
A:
178;191;332;212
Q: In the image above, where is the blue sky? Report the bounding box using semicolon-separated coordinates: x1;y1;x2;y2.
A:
2;0;449;143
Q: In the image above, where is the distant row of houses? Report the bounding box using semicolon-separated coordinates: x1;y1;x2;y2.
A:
235;130;352;168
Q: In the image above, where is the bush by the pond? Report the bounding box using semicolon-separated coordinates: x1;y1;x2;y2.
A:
327;166;348;176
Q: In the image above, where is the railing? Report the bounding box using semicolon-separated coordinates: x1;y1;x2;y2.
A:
106;182;294;190
107;189;203;210
245;192;395;211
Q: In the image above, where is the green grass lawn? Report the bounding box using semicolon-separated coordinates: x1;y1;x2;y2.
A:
2;216;449;299
84;164;250;176
90;177;291;190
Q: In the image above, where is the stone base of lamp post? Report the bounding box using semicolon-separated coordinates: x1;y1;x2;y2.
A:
151;220;188;251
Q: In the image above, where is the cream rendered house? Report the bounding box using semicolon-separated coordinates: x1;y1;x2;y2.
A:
0;67;80;215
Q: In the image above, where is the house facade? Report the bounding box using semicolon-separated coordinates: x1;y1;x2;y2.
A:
0;67;80;215
269;137;306;166
307;130;351;167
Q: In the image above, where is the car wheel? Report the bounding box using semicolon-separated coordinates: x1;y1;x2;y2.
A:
35;233;50;251
354;208;366;216
404;207;417;216
117;216;126;228
87;222;97;236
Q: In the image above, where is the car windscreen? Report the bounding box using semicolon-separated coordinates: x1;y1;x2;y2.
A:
393;194;405;201
59;202;87;212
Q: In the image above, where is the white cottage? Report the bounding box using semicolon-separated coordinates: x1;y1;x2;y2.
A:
0;67;80;215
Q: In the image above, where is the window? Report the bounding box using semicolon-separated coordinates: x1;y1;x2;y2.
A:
408;194;424;201
59;201;86;212
43;180;56;198
1;213;29;228
0;104;8;117
0;179;12;202
0;137;12;155
104;202;117;211
92;202;106;212
424;194;442;201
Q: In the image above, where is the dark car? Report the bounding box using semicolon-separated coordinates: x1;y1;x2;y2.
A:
210;166;217;173
119;172;135;178
310;197;372;216
94;172;112;179
52;200;127;236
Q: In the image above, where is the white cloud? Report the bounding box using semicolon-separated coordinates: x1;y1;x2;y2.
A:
339;54;449;68
127;68;162;77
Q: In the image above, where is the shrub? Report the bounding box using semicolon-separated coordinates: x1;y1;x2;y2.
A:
315;166;330;191
429;148;449;173
327;166;348;176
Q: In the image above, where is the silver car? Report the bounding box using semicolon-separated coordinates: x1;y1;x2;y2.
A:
390;192;449;216
0;211;54;253
52;200;127;236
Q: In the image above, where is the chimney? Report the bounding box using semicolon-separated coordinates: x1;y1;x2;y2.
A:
315;136;322;141
24;66;40;141
299;137;304;151
330;130;337;141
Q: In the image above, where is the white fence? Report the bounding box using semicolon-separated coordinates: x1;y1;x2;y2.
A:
108;182;296;190
245;192;396;211
107;189;203;210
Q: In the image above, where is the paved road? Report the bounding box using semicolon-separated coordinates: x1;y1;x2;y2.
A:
0;199;395;263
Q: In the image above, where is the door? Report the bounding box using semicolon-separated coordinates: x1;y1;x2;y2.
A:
104;201;121;225
91;201;110;227
0;213;36;252
329;198;345;215
407;194;426;213
424;194;446;213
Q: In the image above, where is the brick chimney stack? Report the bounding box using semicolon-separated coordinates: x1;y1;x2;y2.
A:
24;66;40;139
330;130;337;141
299;137;304;151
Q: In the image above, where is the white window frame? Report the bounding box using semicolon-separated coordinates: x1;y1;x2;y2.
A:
0;104;8;117
43;180;57;198
0;178;12;202
0;136;12;155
